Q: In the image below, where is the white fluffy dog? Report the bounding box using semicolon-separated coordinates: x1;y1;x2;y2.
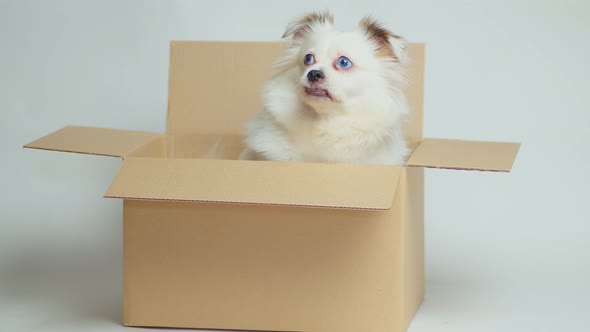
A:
242;12;410;165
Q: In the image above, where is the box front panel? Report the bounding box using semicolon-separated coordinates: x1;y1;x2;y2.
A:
123;200;405;332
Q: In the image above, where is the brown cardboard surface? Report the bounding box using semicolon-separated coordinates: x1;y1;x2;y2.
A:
124;135;168;158
106;157;401;209
406;138;520;172
126;134;245;160
402;167;425;329
123;192;406;332
167;41;284;135
127;133;255;161
24;126;161;158
165;134;245;159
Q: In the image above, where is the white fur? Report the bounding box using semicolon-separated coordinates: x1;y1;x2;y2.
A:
242;15;410;165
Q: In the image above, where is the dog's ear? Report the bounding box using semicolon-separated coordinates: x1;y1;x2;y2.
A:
359;16;408;62
282;11;334;39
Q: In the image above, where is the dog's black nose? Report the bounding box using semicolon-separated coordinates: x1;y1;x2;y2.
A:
307;70;324;82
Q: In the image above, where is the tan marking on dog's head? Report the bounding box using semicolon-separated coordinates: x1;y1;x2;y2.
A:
282;11;334;39
359;16;404;61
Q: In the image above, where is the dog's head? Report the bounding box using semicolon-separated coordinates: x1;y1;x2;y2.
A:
275;11;408;114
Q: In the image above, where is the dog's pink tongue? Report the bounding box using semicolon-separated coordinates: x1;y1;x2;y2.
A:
306;88;329;97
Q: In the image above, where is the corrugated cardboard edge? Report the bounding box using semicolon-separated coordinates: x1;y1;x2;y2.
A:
108;196;391;211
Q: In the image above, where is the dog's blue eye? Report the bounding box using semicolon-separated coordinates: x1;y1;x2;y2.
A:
337;56;352;69
304;54;315;65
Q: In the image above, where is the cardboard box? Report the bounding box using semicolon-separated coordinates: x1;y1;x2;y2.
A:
24;42;520;332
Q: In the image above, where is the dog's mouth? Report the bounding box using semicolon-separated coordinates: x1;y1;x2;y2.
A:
304;87;332;100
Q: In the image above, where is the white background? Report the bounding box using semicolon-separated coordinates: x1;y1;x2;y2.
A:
1;0;589;331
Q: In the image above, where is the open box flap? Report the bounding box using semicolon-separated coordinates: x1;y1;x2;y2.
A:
105;157;402;210
24;126;162;158
406;138;520;172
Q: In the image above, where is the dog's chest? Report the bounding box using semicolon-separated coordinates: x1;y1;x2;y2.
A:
289;120;385;163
